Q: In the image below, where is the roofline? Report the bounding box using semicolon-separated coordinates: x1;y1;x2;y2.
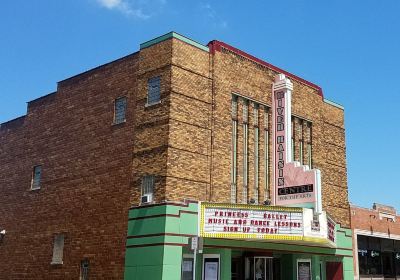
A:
57;51;139;85
207;40;324;98
0;115;26;129
140;32;209;52
27;91;57;104
324;98;344;110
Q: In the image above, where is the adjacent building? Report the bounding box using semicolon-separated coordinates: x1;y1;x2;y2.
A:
0;32;353;280
351;203;400;279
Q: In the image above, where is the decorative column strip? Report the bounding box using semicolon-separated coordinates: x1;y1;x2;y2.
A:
231;95;238;203
253;104;259;204
299;120;304;165
307;122;312;168
291;117;295;161
264;106;270;201
242;99;249;204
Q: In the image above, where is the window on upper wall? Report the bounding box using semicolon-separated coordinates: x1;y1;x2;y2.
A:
147;76;161;106
141;175;155;204
31;165;42;190
114;97;127;124
51;234;65;265
80;259;90;280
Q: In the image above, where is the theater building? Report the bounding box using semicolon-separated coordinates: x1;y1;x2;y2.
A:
351;203;400;279
0;32;353;279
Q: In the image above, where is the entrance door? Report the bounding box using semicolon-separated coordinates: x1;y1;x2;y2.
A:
326;262;343;280
245;257;273;280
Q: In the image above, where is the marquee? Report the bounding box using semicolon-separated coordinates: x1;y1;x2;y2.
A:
199;202;336;246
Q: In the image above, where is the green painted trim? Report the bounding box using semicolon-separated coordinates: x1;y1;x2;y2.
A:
290;202;314;209
126;235;190;246
140;32;209;52
128;202;198;219
203;238;353;257
324;98;344;110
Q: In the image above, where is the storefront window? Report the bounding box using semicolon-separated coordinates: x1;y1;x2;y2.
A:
395;252;400;277
358;249;368;275
382;252;394;276
367;250;382;275
356;235;400;276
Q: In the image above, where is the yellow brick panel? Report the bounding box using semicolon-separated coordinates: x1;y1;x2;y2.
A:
165;176;208;202
171;65;212;103
323;102;345;128
139;40;172;74
169;119;210;156
134;123;169;152
325;143;347;168
167;147;209;182
172;39;210;77
323;123;345;148
169;92;211;128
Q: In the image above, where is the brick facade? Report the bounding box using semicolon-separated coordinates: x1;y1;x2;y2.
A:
351;204;400;279
0;32;351;279
0;54;138;279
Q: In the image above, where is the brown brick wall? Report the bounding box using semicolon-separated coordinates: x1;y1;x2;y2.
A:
0;53;138;279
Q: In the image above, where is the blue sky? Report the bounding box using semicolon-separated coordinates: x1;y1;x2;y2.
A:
1;0;399;210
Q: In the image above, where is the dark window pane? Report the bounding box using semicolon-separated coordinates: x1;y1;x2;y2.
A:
382;252;394;276
80;259;89;280
32;165;42;189
114;97;127;124
51;234;64;264
395;252;400;277
357;235;368;250
358;250;368;275
147;76;161;105
381;238;394;252
368;236;381;250
367;250;382;275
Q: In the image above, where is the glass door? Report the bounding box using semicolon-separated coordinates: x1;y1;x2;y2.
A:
245;257;273;280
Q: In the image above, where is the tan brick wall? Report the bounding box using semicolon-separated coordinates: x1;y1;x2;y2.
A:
166;39;212;202
207;46;351;227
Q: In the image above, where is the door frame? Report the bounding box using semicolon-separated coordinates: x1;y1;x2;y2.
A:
297;258;312;280
202;254;220;280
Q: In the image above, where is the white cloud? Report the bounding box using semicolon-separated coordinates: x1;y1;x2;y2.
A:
96;0;160;19
200;2;228;29
98;0;121;9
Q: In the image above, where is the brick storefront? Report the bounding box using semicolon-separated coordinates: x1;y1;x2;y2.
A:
351;203;400;279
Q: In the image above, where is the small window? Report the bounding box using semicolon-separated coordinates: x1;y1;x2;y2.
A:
114;97;127;124
80;259;90;280
147;76;161;105
51;234;65;265
141;175;155;204
181;255;194;280
31;165;42;190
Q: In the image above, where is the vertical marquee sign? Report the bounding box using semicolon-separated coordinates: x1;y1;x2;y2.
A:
272;74;322;214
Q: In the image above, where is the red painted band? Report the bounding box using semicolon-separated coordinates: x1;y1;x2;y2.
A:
207;40;323;98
